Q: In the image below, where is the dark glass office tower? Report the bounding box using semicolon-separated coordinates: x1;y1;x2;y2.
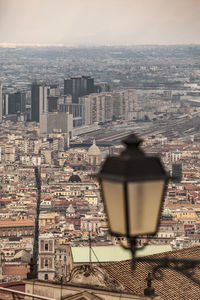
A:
31;83;40;122
7;92;26;115
64;76;94;103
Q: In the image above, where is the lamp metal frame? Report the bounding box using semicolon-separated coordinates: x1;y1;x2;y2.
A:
99;133;200;287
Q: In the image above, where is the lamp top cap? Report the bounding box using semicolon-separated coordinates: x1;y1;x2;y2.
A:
122;134;143;147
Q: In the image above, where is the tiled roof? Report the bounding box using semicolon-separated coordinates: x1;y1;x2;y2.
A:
0;220;34;228
0;281;25;299
0;281;25;292
160;220;177;224
101;246;200;300
2;266;28;276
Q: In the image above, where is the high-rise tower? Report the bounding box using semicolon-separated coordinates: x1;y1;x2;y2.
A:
64;76;94;103
5;91;26;115
31;83;48;122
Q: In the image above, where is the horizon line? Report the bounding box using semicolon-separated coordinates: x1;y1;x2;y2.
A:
1;42;200;48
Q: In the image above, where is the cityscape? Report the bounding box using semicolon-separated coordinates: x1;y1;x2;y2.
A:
0;44;200;298
1;0;200;298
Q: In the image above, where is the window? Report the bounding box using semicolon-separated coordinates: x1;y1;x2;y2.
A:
45;259;48;267
44;274;48;280
45;243;49;251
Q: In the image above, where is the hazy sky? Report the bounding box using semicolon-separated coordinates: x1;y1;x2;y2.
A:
0;0;200;46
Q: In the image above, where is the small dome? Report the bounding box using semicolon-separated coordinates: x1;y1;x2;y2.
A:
88;140;101;156
68;174;81;182
163;208;171;215
67;204;75;214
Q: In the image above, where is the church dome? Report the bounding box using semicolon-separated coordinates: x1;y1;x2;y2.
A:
68;174;81;182
67;204;75;214
88;140;101;156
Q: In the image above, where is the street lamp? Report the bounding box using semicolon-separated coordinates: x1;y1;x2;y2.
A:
98;134;200;287
99;134;168;239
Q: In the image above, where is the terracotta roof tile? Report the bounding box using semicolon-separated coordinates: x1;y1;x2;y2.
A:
101;246;200;300
2;266;28;276
0;281;25;292
0;220;34;228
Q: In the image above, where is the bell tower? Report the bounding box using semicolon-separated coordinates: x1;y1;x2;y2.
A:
38;234;55;280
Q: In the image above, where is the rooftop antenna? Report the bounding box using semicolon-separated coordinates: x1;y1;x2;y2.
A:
89;230;92;263
88;230;102;266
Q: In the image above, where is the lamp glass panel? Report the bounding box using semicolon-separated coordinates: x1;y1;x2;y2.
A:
102;180;126;235
127;180;165;236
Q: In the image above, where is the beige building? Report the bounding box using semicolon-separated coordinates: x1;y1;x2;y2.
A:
80;92;113;125
40;111;73;135
80;216;103;233
80;89;137;125
25;278;158;300
0;219;34;239
113;89;137;120
4;145;15;162
39;213;58;228
58;148;87;166
84;190;98;205
41;149;52;165
38;234;55;281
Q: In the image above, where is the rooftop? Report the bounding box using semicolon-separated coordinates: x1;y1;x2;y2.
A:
0;220;34;228
102;246;200;300
71;245;172;263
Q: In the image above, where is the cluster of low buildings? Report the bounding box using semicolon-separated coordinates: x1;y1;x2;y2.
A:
0;120;107;281
0;114;200;284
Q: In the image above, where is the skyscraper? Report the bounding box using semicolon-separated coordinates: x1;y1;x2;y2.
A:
0;84;2;121
4;91;26;115
31;83;48;122
64;76;94;103
3;94;8;116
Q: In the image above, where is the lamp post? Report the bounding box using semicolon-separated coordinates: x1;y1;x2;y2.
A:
98;134;200;286
99;134;168;238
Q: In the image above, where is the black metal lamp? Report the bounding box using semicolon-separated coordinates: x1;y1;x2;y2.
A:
98;134;200;287
98;134;168;239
